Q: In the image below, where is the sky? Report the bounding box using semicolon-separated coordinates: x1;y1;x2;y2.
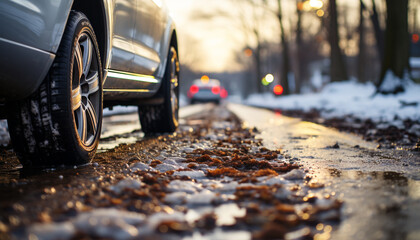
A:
164;0;246;72
163;0;418;74
163;0;357;73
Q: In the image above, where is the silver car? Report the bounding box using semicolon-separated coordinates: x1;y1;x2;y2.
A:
0;0;180;166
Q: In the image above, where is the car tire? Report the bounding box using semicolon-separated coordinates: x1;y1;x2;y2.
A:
6;11;103;167
138;47;179;134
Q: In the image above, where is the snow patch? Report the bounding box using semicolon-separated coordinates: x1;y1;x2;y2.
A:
186;190;217;205
164;192;188;205
246;80;420;123
167;180;202;194
378;70;404;93
282;169;306;180
26;222;75;240
154;163;180;172
73;209;145;239
110;178;144;194
129;162;153;172
147;211;186;230
173;170;206;179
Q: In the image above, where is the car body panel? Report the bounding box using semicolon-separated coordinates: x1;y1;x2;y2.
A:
0;0;176;106
0;0;72;53
108;0;136;73
0;37;54;99
0;0;72;99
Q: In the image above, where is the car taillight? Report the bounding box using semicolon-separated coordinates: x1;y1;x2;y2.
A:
211;86;220;95
190;85;199;94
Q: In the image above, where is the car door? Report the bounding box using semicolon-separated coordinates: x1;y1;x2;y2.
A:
131;0;166;76
109;0;136;73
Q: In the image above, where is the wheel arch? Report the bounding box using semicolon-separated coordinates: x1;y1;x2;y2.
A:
71;0;110;76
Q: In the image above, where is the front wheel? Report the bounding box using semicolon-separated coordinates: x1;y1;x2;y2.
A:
138;47;180;133
7;11;103;167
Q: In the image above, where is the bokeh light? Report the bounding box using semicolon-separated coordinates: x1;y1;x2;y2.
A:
273;85;284;95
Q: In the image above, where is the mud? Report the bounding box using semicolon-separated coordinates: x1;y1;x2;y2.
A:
0;105;340;240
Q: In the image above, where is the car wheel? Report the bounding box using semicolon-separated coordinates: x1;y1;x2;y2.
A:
6;11;103;167
138;47;179;133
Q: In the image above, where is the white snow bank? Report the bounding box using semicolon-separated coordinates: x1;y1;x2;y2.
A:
246;80;420;124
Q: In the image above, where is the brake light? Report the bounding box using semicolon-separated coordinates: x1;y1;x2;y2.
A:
211;86;220;95
190;85;199;94
220;88;228;98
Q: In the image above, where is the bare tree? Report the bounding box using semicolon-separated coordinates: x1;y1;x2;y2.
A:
232;0;268;94
294;0;304;93
276;0;291;95
358;0;367;82
377;0;410;94
369;0;385;62
328;0;348;82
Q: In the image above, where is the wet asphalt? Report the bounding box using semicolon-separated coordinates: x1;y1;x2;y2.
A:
0;103;419;239
230;103;420;240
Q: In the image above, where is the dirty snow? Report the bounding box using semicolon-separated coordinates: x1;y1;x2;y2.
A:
246;80;420;124
173;170;206;179
110;178;144;194
0;120;9;146
14;107;339;240
129;162;154;172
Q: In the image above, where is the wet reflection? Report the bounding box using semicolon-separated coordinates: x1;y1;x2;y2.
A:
0;164;96;206
323;169;420;240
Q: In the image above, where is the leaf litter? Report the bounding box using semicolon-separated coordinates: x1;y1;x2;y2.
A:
1;107;342;240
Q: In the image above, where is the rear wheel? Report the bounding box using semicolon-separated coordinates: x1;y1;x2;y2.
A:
138;47;179;133
7;11;103;166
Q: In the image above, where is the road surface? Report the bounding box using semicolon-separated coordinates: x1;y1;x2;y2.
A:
0;103;419;240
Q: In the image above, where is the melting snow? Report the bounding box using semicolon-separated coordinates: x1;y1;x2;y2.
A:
110;178;144;194
246;80;420;124
282;169;306;180
27;222;75;240
186;190;217;205
26;209;147;240
173;170;206;179
164;192;188;205
167;180;202;194
129;162;153;172
73;209;145;239
154;163;179;172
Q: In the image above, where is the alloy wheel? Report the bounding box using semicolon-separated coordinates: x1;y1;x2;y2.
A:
71;32;101;146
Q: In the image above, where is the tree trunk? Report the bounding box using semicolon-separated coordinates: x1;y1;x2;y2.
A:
370;0;384;62
328;0;348;82
357;0;367;83
277;0;291;95
255;38;263;93
294;0;303;93
376;0;410;94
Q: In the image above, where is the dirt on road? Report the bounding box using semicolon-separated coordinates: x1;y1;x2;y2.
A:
0;106;340;240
